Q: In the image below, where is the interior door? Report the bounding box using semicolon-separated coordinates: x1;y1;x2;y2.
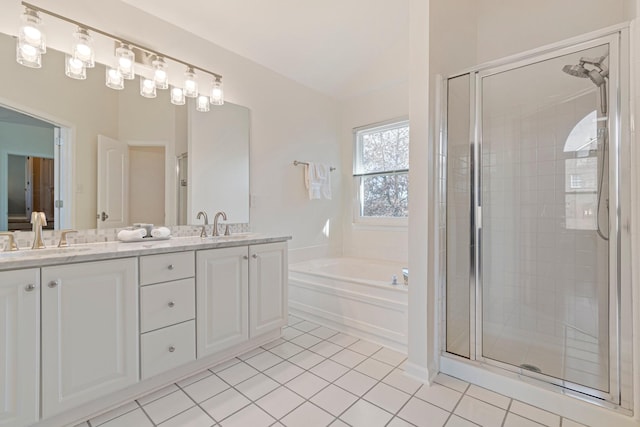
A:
97;135;128;229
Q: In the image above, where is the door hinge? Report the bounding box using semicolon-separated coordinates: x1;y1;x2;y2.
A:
54;200;63;208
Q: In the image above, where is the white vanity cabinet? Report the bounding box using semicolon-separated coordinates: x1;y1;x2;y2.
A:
139;252;196;379
196;246;249;357
249;242;288;338
196;242;288;357
0;269;39;427
41;258;138;418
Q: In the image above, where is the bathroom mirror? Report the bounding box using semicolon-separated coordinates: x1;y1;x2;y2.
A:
0;32;250;232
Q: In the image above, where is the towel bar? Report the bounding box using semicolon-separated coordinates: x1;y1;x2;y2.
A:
293;160;336;172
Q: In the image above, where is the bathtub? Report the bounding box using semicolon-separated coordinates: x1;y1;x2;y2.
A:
288;257;408;352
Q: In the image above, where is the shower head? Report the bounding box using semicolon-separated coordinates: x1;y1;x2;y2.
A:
562;64;589;78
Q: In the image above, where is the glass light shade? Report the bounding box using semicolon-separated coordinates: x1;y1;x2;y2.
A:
184;68;198;98
115;44;135;80
152;57;168;89
72;27;94;67
18;8;45;53
16;41;41;68
170;86;185;105
210;77;224;105
140;77;157;98
196;95;210;112
65;55;86;80
105;67;124;90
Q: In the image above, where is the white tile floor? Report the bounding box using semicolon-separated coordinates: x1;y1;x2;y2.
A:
77;316;590;427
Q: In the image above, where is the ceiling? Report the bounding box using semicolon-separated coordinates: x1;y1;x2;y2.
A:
121;0;410;98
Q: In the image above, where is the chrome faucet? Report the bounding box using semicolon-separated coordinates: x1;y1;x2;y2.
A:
31;211;47;249
196;211;209;238
212;211;230;237
0;232;18;252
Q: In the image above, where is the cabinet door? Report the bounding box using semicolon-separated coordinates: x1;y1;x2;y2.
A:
0;269;39;427
41;258;138;417
197;246;248;358
249;242;288;338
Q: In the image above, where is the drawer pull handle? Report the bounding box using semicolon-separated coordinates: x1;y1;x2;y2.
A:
168;264;175;270
25;284;36;292
168;301;175;308
168;346;176;353
48;280;60;288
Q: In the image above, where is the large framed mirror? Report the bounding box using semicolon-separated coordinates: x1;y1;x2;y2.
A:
0;32;249;232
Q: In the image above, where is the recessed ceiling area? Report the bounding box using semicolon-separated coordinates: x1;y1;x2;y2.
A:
120;0;410;98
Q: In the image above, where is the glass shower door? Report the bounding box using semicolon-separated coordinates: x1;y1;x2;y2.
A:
479;44;613;394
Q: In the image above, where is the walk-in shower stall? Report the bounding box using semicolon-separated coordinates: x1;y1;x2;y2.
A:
442;29;632;408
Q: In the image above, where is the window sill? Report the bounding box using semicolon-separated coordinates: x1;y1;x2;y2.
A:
352;219;408;231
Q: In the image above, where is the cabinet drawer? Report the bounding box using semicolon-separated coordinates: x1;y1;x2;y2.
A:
140;279;195;333
140;251;194;285
141;320;195;379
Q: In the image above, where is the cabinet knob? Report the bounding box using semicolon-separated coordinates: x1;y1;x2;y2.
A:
243;255;249;260
168;301;175;308
48;280;60;288
25;284;36;292
168;264;174;270
252;254;258;259
168;346;176;353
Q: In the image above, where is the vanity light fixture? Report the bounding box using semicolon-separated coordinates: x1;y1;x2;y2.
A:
184;67;198;98
115;43;135;79
210;76;224;105
196;94;210;112
15;1;224;109
105;67;124;90
16;6;45;68
65;54;86;79
140;76;157;98
71;27;94;67
18;7;45;53
152;56;169;89
170;86;186;105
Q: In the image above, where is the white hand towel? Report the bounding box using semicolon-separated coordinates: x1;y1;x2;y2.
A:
117;228;146;241
150;227;171;238
304;162;321;200
315;164;332;200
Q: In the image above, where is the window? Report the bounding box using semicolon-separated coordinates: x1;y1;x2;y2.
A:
353;119;409;224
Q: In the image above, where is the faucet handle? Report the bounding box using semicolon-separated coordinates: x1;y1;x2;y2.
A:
58;230;78;248
0;232;19;252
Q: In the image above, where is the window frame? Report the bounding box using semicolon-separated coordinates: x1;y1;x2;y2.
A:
352;117;409;227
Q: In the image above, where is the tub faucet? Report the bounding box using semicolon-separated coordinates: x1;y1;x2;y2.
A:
31;211;47;249
196;211;208;238
212;211;229;237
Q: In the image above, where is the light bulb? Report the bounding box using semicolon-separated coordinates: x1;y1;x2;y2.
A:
171;87;186;105
140;77;157;98
106;67;124;90
152;57;168;89
72;27;94;67
184;67;198;98
115;44;135;79
16;41;41;68
196;95;210;112
210;77;224;105
65;55;86;80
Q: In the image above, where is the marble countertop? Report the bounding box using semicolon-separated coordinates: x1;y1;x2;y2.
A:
0;233;291;271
